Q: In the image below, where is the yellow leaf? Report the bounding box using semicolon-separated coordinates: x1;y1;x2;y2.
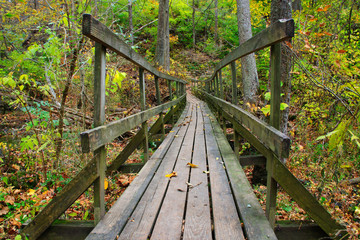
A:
28;189;36;196
187;163;198;168
165;171;177;178
104;179;109;190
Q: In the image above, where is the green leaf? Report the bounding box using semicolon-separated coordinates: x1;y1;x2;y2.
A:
261;105;271;116
280;103;289;111
264;92;271;101
37;140;51;152
68;212;77;217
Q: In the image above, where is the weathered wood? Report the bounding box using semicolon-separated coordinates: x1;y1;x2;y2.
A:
82;14;186;84
155;76;165;140
21;157;99;240
204;103;277;240
183;103;212;240
38;220;94;240
80;95;185;153
202;91;290;158
204;19;294;83
272;159;347;238
151;102;198;239
118;163;145;173
275;221;328;240
231;61;237;105
86;104;191;240
93;42;106;224
239;154;266;166
139;68;149;162
117;106;193;240
203;103;245;240
219;69;224;99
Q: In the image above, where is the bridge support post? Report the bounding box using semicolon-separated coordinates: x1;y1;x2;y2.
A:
93;42;107;224
231;61;237;105
168;80;174;125
139;67;149;162
266;42;281;228
155;76;165;141
219;69;224;100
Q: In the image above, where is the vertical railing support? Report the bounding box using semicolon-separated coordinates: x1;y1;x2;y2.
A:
219;69;224;100
139;68;149;162
168;80;174;125
231;61;237;105
93;42;106;224
155;76;165;140
215;73;219;97
266;42;281;228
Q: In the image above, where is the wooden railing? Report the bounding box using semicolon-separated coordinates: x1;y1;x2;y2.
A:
21;14;186;240
192;19;347;239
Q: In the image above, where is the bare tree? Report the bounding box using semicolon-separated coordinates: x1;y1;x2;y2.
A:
270;0;292;133
214;0;219;45
236;0;259;105
128;0;133;46
155;0;170;71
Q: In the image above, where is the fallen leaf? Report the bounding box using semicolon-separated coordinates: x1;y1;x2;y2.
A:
203;171;210;174
174;135;179;138
28;189;36;196
0;207;9;216
104;179;109;190
187;163;198;168
177;188;185;192
165;171;177;178
5;195;15;205
337;50;346;54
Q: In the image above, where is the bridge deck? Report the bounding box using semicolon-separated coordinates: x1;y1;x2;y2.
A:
86;95;275;240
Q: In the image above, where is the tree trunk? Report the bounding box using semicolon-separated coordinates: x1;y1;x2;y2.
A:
214;0;219;45
128;0;133;46
192;0;198;48
270;0;292;134
155;0;170;71
236;0;259;105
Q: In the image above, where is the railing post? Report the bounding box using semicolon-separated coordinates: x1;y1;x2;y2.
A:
139;67;149;162
215;73;219;97
155;76;165;140
266;42;281;228
219;69;224;100
168;80;174;125
231;61;237;105
93;42;106;224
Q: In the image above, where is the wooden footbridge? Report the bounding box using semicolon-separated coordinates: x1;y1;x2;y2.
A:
21;15;347;239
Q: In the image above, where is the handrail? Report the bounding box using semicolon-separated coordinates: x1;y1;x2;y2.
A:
82;14;186;84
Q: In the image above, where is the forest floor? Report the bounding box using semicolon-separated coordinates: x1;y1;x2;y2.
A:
0;50;359;239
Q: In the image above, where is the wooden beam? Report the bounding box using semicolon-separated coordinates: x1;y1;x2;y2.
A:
239;155;266;166
201;91;290;158
21;157;99;240
231;61;237;105
80;95;185;153
37;220;94;240
139;68;149;162
203;19;294;83
155;76;165;140
82;14;185;84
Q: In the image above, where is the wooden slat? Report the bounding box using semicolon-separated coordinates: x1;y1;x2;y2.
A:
80;95;185;153
116;106;194;240
183;102;212;240
151;103;198;239
239;155;266;166
272;159;347;238
203;103;245;240
82;14;185;84
86;104;191;240
204;103;277;240
202;91;290;159
204;19;294;83
21;157;99;240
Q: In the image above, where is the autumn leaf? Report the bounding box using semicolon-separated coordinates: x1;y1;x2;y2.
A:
5;195;15;205
187;163;198;168
337;50;346;54
165;171;177;178
28;189;36;196
0;207;9;216
104;178;109;190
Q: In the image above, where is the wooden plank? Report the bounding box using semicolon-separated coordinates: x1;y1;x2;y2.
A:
203;103;277;240
239;155;266;166
116;105;194;240
139;67;149;162
21;157;99;240
203;103;245;240
203;19;294;83
202;91;290;159
151;102;198;239
80;95;185;153
38;220;94;240
82;14;186;84
86;103;191;240
272;159;347;238
183;102;212;240
93;42;106;224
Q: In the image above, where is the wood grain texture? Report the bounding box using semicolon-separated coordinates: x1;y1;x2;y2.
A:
202;91;290;159
82;14;186;84
86;103;191;240
151;102;198;239
183;101;212;240
203;102;245;240
80;95;185;153
116;106;194;240
204;104;277;240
